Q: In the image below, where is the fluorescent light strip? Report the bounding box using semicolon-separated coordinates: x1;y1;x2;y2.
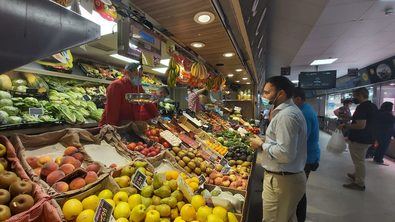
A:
242;77;248;80
152;68;168;74
227;74;234;77
160;59;170;66
110;54;139;63
310;58;338;66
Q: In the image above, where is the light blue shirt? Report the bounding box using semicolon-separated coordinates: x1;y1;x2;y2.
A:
261;99;307;173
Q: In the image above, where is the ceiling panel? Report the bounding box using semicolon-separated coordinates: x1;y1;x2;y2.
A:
316;1;374;25
132;0;247;84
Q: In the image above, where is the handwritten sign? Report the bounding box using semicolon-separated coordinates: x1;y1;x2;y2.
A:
94;199;114;222
28;108;44;117
132;169;147;190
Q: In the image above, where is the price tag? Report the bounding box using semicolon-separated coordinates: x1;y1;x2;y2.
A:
198;174;206;187
26;88;38;94
219;157;228;167
209;154;217;163
221;164;231;175
94;199;114;222
83;95;91;101
28;108;44;117
132;169;147;190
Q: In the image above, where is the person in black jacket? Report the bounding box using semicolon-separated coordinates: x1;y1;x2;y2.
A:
373;102;394;165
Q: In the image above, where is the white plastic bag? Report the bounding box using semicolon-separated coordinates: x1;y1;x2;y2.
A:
326;129;347;154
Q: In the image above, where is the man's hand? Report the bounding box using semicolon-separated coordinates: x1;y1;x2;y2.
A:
250;135;264;150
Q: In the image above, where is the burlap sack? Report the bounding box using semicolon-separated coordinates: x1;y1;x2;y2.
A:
0;135;62;222
10;128;110;199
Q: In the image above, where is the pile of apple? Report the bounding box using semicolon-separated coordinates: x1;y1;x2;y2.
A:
26;146;101;193
207;171;248;191
127;142;163;157
144;127;162;143
113;161;154;190
62;171;239;222
0;143;35;221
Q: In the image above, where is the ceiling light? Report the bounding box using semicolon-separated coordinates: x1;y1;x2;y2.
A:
242;77;248;80
160;59;170;66
389;83;395;86
246;82;251;85
152;67;168;74
190;42;205;48
223;52;235;58
227;74;234;77
310;58;338;66
235;69;243;72
194;11;215;24
236;80;240;83
110;54;139;63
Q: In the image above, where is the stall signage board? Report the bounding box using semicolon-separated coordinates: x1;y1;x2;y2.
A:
94;199;114;222
29;108;44;117
132;169;147;190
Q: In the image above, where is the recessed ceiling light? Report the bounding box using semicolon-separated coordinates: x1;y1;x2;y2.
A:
236;80;240;83
246;82;251;85
110;54;139;63
310;58;338;66
227;73;234;77
190;42;205;48
223;52;235;58
194;11;215;24
242;77;248;80
390;83;395;86
235;69;243;72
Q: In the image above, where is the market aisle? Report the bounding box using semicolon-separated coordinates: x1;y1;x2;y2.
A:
306;132;395;222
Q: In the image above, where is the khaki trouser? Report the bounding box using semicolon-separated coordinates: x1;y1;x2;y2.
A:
262;171;306;222
348;141;370;186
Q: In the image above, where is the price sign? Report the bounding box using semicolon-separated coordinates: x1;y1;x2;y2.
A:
83;95;91;101
219;157;228;167
198;174;206;187
94;199;114;222
132;169;147;190
221;164;231;175
28;108;44;117
26;88;38;94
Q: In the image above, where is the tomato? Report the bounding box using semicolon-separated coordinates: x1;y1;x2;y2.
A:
127;142;137;150
162;141;170;148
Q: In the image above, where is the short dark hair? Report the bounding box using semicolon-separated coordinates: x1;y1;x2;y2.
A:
380;102;393;112
265;76;294;98
159;86;170;95
353;87;369;99
342;98;352;105
124;63;139;72
293;87;306;101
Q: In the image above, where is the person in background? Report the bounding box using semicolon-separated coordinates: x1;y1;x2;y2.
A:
187;86;206;112
157;86;170;99
339;87;378;191
334;99;352;124
99;63;159;126
373;102;394;165
250;76;307;222
293;87;320;222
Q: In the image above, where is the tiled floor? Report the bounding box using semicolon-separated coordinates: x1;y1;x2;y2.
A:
247;132;395;222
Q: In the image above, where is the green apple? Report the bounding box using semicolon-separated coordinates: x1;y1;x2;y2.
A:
129;204;146;222
113;202;130;219
98;189;113;199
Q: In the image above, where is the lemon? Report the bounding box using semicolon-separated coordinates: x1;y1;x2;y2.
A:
82;195;100;210
191;195;205;210
76;209;95;222
180;204;196;221
116;218;129;222
189;182;199;191
212;206;227;222
197;206;212;222
62;199;83;221
114;202;130;219
227;212;238;222
98;189;113;199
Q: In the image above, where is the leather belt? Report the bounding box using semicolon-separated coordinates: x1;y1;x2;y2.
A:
265;169;300;176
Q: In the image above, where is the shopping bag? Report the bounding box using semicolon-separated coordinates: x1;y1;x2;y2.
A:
326;129;347;154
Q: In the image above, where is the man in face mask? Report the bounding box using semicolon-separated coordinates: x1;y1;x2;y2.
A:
100;63;159;126
250;76;307;222
338;87;378;191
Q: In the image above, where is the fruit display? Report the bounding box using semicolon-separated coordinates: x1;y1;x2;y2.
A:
168;147;213;177
166;58;180;88
112;160;154;189
190;62;207;81
246;127;260;135
142;74;164;86
228;160;252;176
26;146;102;193
207;170;248;191
79;62;123;80
205;74;226;92
127;141;164;157
144;126;163;143
201;186;245;214
216;130;255;162
203;139;228;157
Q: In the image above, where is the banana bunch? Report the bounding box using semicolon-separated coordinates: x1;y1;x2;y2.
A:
166;57;180;87
191;62;207;80
212;74;226;91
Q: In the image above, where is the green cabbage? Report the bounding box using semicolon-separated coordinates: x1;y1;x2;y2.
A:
0;110;9;124
1;106;19;116
0;91;11;100
7;116;22;124
0;99;13;108
14;85;27;93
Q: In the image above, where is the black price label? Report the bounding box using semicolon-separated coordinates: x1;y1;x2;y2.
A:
132;169;147;190
219;157;228;167
28;108;44;117
198;174;206;187
221;164;231;175
94;199;114;222
83;95;91;101
26;88;38;94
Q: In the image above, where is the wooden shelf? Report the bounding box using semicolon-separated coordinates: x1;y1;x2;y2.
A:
15;63;112;84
